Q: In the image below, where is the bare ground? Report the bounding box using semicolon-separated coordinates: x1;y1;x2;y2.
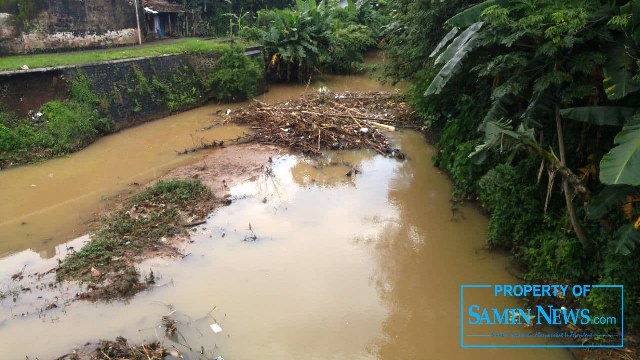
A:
162;143;283;196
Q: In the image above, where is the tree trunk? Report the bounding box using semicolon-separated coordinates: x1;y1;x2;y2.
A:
555;105;590;248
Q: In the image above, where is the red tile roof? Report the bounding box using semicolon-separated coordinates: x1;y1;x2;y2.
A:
144;0;185;13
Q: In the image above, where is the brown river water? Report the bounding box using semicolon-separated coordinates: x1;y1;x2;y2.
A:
0;70;394;258
0;59;572;359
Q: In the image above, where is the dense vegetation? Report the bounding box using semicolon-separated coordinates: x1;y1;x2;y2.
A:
242;0;385;80
383;0;640;337
181;0;386;81
0;45;263;168
0;73;110;167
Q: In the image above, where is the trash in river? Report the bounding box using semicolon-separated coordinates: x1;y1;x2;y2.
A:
96;337;167;359
162;311;177;336
210;323;223;334
230;91;418;157
243;223;258;242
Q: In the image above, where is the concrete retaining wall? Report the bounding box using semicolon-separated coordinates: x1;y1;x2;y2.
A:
0;48;266;129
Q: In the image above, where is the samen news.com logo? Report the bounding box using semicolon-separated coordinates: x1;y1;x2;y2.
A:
460;284;624;348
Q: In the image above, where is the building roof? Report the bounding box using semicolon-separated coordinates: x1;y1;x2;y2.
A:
143;0;185;13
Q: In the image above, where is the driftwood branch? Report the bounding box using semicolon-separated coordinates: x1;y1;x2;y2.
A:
229;91;418;157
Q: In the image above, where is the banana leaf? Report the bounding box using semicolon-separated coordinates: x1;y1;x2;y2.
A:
561;106;638;126
600;123;640;185
612;224;640;255
588;185;638;219
603;36;640;100
429;27;459;58
426;22;483;96
446;0;508;27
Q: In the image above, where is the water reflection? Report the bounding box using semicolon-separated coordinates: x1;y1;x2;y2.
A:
0;132;571;359
368;131;572;359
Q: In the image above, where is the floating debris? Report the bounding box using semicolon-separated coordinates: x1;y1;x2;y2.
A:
230;91;418;157
210;323;223;334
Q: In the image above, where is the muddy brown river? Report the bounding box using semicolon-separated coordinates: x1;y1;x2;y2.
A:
0;58;572;359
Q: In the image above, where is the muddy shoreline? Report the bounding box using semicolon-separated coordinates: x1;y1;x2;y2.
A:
162;144;283;197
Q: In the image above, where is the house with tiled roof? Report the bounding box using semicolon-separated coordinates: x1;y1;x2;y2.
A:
0;0;145;55
143;0;186;38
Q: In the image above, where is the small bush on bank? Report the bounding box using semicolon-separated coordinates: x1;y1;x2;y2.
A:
0;69;111;168
243;0;382;82
207;45;263;101
478;161;544;249
40;100;110;152
321;24;375;73
0;99;109;167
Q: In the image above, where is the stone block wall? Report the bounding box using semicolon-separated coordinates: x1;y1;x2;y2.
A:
0;49;266;129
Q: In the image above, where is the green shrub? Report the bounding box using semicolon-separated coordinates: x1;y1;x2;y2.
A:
71;71;105;109
587;251;640;330
321;23;375;73
250;0;383;81
433;96;490;197
478;161;544;249
520;216;595;282
207;46;263;101
40;100;110;153
0;98;109;167
164;64;205;111
130;179;211;207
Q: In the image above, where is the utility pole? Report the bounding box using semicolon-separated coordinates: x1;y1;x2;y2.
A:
133;0;143;45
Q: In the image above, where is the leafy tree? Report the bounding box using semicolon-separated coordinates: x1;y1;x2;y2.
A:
384;0;640;334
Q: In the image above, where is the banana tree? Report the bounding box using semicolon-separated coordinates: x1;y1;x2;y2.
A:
556;1;640;254
261;0;330;81
425;0;640;249
425;0;608;247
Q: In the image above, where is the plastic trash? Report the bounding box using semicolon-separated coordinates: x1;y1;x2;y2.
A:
210;323;223;334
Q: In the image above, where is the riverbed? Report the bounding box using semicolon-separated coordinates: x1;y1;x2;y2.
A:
0;67;397;258
0;60;572;359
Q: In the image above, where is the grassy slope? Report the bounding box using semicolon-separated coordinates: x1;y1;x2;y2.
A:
0;38;236;71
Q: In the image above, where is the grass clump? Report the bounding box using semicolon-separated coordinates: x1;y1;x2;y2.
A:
57;179;214;300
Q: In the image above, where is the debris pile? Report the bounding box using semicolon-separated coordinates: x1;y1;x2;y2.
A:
54;337;169;360
230;91;418;157
95;337;166;360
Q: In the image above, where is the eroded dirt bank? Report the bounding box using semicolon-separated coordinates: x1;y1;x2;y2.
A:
162;144;283;196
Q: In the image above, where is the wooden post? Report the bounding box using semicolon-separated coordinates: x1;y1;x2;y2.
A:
133;0;143;44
